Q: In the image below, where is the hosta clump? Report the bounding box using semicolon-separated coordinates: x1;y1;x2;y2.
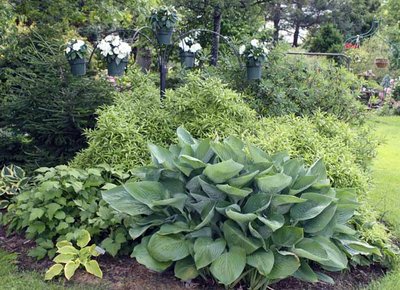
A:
3;165;132;260
103;127;380;288
0;164;30;209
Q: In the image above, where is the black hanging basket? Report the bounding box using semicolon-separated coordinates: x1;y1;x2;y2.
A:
246;59;263;80
69;58;87;76
156;27;173;45
107;58;129;76
180;52;195;68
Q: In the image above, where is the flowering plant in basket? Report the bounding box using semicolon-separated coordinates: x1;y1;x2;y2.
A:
98;35;132;64
239;39;270;65
65;39;88;61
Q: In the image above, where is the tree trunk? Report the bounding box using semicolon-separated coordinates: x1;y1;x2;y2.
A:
272;3;281;43
210;5;222;66
292;21;300;47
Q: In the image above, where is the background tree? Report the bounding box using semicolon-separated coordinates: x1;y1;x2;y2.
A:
308;23;343;53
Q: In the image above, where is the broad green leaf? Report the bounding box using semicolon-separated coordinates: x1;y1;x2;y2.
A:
173;161;192;176
289;175;319;195
226;209;257;223
194;237;226;269
129;224;153;241
185;227;212;239
53;254;74;264
256;173;292;195
338;237;381;256
56;241;72;248
222;220;261;254
229;170;259;188
242;193;271;213
282;159;304;181
46;203;62;220
84;260;103;279
307;159;327;180
246;249;274;276
152;194;187;212
271;226;303;247
292;261;318;283
292;238;328;262
314;236;348;270
148;144;175;169
194;139;214;163
177;126;196;145
194;203;215;230
76;230;91;248
258;213;285;232
199;178;226;200
131;236;172;272
304;204;337;233
316;272;335;284
57;246;79;255
29;208;45;221
174;256;199;281
335;203;357;224
267;250;300;280
290;192;334;221
44;264;63;280
216;184;252;199
180;155;206;169
123;181;169;208
158;222;190;235
248;145;270;163
102;186;152;216
272;195;307;206
64;261;79;280
131;166;162;181
203;159;244;184
211;142;238;161
147;233;190;262
210;247;246;286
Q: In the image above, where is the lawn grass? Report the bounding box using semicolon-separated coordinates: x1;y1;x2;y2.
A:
364;115;400;290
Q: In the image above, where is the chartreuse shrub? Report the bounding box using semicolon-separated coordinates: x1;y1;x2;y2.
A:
2;165;131;260
102;128;381;288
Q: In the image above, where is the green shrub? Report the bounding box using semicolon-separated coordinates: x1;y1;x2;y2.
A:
0;26;113;169
307;24;344;54
2;165;131;260
102;128;380;288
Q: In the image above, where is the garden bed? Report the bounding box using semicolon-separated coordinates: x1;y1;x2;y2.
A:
0;226;386;290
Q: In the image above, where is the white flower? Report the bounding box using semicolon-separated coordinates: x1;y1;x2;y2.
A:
72;42;83;51
111;36;120;47
189;43;202;53
250;39;259;47
263;47;269;54
113;47;120;54
105;35;114;42
239;45;246;55
179;41;189;52
65;47;71;54
119;42;131;54
98;40;112;57
76;40;85;46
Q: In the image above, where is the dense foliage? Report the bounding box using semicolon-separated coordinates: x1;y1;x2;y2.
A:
0;164;29;210
2;165;131;260
307;24;344;54
103;128;380;288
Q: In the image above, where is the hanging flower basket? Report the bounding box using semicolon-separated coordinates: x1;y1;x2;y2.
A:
149;7;179;46
107;58;129;76
246;59;263;80
156;27;174;45
239;39;270;81
178;37;202;68
375;58;389;68
180;52;195;68
69;58;87;76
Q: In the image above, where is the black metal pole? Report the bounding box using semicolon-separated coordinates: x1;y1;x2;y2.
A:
160;56;167;99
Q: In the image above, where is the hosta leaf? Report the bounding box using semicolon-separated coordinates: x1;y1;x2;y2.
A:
64;260;80;280
148;144;175;169
173;161;192;176
222;220;261;254
199;178;226;200
271;226;303;247
210;247;246;286
292;238;328;262
84;260;103;279
226;209;258;223
316;272;335;284
304;204;337;233
102;186;152;216
242;193;271;213
57;246;79;255
203;159;243;184
147;234;190;262
123;181;169;209
29;208;45;221
180;155;206;169
211;142;238;161
194;237;226;269
46;203;62;220
272;195;307;206
158;222;190;235
258;213;285;232
177;126;196;145
44;264;63;280
307;159;327;181
246;249;274;276
248;145;270;163
194;203;215;230
289;175;319;195
256;173;292;195
314;236;348;270
76;230;91;248
185;227;212;239
129;225;154;240
335;203;357;224
290;192;334;221
267;250;300;280
152;194;187;212
131;166;162;181
174;256;199;281
337;237;381;256
131;236;172;272
194;139;214;163
282;159;304;181
53;254;74;264
228;170;259;188
216;184;252;199
292;261;318;283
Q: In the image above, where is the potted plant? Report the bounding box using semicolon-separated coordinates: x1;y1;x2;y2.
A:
98;35;132;76
375;58;389;68
239;39;269;80
149;6;179;45
178;37;202;68
65;39;88;76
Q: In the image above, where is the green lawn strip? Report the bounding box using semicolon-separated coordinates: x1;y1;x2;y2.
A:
0;249;103;290
364;116;400;290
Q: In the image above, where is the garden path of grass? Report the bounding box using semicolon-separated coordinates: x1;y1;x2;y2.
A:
364;115;400;290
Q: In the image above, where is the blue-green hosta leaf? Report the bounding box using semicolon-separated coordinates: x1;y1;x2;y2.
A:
147;233;190;262
289;175;319;195
307;159;327;181
186;175;201;192
222;220;262;254
271;151;290;167
194;237;226;269
216;202;240;216
180;155;206;169
292;261;318;283
258;213;285;232
174;256;199;281
314;236;348;270
337;236;381;256
123;181;169;209
210;247;246;286
335;203;358;224
282;159;305;181
334;224;357;235
148;144;175;169
216;184;252;199
246;249;274;276
173;161;192;176
211;142;239;162
199;178;226;200
131;236;172;272
194;139;214;163
152;194;187;212
267;250;300;280
242;193;272;213
256;173;292;195
203;159;244;184
271;226;304;247
292;238;329;262
249;222;272;240
272;195;307;206
248;144;271;163
224;136;245;151
316;272;335;284
102;186;152;216
177;126;196;146
194;203;215;230
129;224;153;241
131;166;163;181
226;208;258;223
290;192;334;221
335;188;357;203
185;227;212;239
304;204;337;233
158;222;190;235
228;170;259;188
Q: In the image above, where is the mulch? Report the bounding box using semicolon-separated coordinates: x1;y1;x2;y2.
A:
0;226;387;290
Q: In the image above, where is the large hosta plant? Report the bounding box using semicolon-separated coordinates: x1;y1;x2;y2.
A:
102;127;380;288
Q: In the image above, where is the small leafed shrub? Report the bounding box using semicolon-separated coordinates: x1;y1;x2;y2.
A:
102;128;380;288
45;229;103;281
2;165;131;259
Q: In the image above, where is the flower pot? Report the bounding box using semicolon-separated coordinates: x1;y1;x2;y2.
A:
156;28;173;45
107;58;128;76
375;58;389;68
246;59;263;80
69;58;86;76
180;52;195;68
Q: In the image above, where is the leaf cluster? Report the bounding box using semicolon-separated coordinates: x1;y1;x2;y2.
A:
149;6;179;30
0;164;30;210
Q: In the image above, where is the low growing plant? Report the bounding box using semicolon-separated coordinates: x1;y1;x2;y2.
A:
3;165;131;260
0;164;30;209
103;127;380;288
45;229;103;280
